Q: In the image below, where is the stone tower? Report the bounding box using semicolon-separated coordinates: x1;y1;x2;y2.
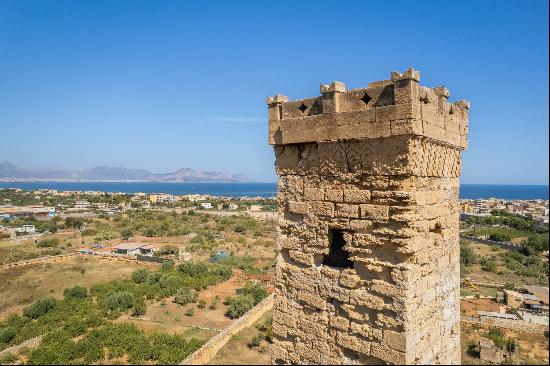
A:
267;68;469;365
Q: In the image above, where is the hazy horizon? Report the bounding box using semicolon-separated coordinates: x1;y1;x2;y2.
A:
1;1;548;184
2;161;550;185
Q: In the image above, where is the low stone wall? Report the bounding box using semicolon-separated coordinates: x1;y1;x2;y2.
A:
461;317;548;335
0;253;77;271
461;235;521;251
180;293;274;365
0;335;43;358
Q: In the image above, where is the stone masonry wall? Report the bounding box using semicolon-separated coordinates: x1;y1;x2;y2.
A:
267;68;469;365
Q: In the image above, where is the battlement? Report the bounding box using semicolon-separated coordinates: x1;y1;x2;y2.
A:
267;67;469;149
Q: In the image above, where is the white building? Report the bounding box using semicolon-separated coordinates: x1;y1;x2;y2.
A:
112;243;156;257
200;202;213;209
74;200;91;208
15;225;36;235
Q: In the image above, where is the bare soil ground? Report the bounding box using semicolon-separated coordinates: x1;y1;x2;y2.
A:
0;255;150;319
460;298;501;317
210;311;272;365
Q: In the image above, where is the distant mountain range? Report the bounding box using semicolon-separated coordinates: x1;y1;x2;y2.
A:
0;162;248;183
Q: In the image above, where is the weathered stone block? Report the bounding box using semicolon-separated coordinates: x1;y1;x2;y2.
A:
360;204;390;221
335;203;360;218
343;189;371;203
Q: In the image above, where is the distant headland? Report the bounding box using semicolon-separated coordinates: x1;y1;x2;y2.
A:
0;162;248;183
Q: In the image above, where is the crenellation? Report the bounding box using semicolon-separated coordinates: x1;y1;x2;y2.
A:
267;69;468;150
269;68;468;365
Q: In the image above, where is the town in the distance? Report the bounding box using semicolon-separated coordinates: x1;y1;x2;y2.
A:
0;186;548;364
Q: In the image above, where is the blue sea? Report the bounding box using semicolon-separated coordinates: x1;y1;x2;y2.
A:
0;182;548;200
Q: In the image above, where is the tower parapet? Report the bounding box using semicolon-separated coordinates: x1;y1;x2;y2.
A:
267;67;468;149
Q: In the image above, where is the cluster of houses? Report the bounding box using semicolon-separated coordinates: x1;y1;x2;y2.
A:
111;242;156;256
503;286;549;315
0;205;56;218
80;242;157;258
0;224;39;239
460;198;549;225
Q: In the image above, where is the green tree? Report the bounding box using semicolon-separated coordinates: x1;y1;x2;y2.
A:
460;244;478;267
489;232;511;242
131;269;149;284
225;295;255;319
103;292;134;312
120;228;134;239
174;287;197;305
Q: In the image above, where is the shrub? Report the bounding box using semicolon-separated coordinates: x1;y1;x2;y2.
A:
489;232;511;242
241;282;268;304
63;319;87;337
466;340;479;357
197;299;206;309
184;307;195;317
158;245;178;255
146;272;162;284
143;228;157;237
120;228;134;239
480;256;497;272
0;353;17;364
460;244;478;267
174;288;197;305
63;286;88;300
225;282;268;319
81;228;97;236
24;298;56;319
486;328;506;348
177;262;208;276
209;296;220;310
161;260;174;271
131;268;149;284
256;317;273;342
64;217;84;229
226;295;255;319
521;234;549;255
0;326;16;344
132;297;147;317
103;292;135;312
249;334;263;348
210;266;232;280
36;238;59;248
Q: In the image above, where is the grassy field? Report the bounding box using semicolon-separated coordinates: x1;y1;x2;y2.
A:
461;241;547;286
0;256;151;319
0;229;81;265
462;226;530;240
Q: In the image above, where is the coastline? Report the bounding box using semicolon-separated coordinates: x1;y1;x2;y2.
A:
0;182;548;200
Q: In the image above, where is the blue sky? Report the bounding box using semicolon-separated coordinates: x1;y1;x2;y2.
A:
0;0;548;184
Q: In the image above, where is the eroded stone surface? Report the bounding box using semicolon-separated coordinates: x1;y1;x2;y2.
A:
268;68;469;365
